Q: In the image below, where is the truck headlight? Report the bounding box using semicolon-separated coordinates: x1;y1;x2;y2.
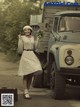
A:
65;56;74;65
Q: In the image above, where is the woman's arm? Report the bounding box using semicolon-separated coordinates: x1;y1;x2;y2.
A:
34;37;39;49
17;35;24;54
34;37;40;54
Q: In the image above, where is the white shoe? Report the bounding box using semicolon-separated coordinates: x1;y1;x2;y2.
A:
23;89;31;99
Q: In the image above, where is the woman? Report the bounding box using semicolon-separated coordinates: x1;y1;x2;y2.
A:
18;25;42;99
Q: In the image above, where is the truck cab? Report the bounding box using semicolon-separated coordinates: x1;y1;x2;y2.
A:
48;11;80;99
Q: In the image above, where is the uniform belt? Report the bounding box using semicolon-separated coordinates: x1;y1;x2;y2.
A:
24;49;33;51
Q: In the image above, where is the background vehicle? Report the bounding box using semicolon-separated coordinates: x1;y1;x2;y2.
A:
32;2;80;99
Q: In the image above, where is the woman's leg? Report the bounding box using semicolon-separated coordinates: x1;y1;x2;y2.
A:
23;74;33;89
23;75;29;95
23;73;33;98
23;75;28;89
27;73;33;89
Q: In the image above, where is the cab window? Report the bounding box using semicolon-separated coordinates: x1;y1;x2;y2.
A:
53;17;58;32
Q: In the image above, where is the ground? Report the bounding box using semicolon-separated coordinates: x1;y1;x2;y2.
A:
0;52;80;107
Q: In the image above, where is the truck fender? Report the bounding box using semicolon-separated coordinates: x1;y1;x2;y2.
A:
49;48;60;71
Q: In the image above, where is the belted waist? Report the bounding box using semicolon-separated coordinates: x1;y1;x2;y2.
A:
24;49;33;51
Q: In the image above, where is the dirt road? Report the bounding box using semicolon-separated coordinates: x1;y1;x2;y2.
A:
0;52;19;75
0;52;80;107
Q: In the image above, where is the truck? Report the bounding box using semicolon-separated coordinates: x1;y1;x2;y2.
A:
32;2;80;99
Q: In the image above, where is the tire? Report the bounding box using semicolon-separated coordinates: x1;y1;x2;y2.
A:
51;62;65;99
32;72;44;88
50;63;55;90
43;70;50;88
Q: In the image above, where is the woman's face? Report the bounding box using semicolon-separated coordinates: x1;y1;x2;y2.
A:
24;29;31;36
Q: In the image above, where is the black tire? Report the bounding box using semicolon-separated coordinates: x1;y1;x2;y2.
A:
51;62;65;99
32;72;44;88
43;70;50;88
50;63;55;90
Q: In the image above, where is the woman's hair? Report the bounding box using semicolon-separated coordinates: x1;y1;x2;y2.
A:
23;25;33;35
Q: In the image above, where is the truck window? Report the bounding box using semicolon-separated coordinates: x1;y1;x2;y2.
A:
59;17;66;31
59;16;80;32
53;17;58;32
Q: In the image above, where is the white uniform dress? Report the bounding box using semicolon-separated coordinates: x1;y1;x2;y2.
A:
18;35;42;76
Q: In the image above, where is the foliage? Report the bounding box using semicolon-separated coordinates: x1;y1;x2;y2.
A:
36;30;44;39
75;0;80;3
0;0;40;61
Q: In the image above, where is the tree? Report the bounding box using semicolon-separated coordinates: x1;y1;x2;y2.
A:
0;0;40;61
75;0;80;3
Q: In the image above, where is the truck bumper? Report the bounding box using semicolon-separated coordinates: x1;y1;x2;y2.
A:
60;67;80;76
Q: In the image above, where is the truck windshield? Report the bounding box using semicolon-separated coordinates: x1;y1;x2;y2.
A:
59;16;80;32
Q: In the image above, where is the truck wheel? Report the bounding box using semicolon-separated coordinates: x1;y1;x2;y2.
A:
32;72;43;88
51;62;65;99
50;63;55;90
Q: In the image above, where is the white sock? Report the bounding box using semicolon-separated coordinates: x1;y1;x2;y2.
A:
24;89;28;94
